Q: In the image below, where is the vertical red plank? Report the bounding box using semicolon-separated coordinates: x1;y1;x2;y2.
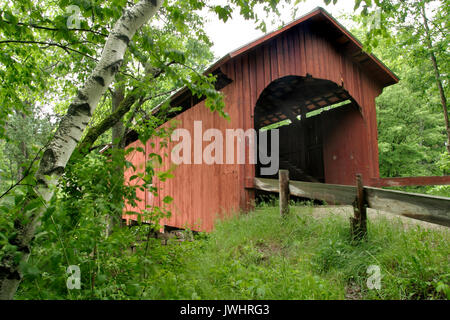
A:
263;44;272;87
314;32;322;78
270;40;279;81
298;25;307;76
304;23;313;76
248;51;256;112
282;33;290;76
289;29;298;77
292;27;301;76
320;36;328;80
330;42;340;85
246;50;257;211
237;54;246;209
276;37;284;78
255;48;265;99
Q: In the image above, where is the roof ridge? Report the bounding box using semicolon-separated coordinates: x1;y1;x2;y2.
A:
152;7;399;116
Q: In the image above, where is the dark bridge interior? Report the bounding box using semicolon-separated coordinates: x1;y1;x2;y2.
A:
254;76;356;183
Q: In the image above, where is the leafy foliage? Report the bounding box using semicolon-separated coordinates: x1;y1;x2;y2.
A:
0;0;448;300
16;205;448;299
349;0;449;195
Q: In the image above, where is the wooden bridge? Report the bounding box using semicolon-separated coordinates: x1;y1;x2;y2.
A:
253;172;450;232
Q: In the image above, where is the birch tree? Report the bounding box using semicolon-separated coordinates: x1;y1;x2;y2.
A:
0;0;163;300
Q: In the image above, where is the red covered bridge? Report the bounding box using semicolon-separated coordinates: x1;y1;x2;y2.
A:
123;7;414;231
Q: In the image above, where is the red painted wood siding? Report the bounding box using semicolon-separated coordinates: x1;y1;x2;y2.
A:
124;23;387;231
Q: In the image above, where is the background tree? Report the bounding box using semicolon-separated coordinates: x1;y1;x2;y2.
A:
351;0;449;195
355;0;449;153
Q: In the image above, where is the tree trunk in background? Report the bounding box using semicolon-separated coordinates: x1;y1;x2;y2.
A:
17;111;28;180
0;0;163;300
422;6;450;153
108;87;125;235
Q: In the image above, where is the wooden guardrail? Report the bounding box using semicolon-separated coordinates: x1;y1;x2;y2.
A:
254;174;450;229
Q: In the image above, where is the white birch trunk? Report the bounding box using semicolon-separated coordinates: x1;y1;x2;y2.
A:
0;0;162;300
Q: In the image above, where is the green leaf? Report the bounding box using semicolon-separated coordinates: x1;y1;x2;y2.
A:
162;196;173;204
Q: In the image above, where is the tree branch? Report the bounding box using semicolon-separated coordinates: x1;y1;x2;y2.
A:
0;40;98;61
74;91;140;157
72;60;176;157
1;20;109;37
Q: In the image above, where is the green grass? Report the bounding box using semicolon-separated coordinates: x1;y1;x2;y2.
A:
139;204;450;300
384;184;450;198
16;203;449;300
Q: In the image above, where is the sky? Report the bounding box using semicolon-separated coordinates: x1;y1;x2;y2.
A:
203;0;357;59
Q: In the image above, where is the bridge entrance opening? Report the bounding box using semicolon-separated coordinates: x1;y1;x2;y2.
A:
254;75;356;183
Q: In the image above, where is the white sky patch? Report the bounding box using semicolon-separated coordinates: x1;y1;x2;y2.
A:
204;0;357;58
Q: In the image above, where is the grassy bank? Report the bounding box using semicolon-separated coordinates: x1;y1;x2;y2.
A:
16;204;449;300
139;204;449;300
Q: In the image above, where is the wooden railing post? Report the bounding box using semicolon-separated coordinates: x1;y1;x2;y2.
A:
279;169;290;217
351;174;367;240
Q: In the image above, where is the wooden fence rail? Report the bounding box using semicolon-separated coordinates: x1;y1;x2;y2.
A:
254;176;450;228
